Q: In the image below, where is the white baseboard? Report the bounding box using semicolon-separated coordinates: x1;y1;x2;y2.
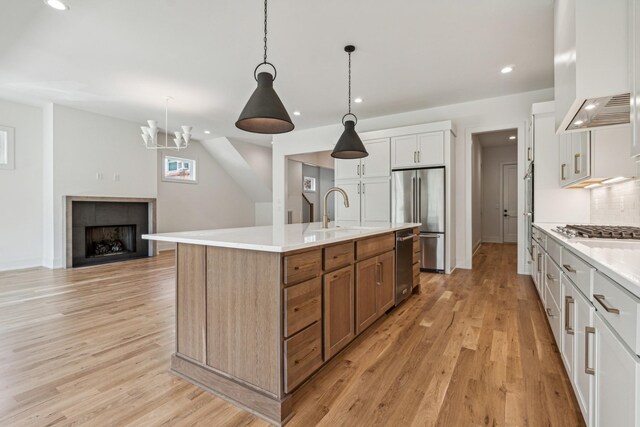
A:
482;237;502;244
0;258;44;272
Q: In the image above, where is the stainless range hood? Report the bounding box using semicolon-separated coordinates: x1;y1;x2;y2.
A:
567;93;631;131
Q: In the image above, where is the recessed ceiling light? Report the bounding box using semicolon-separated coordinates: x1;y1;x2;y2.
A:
44;0;70;11
203;130;211;135
585;104;597;111
574;120;584;126
354;97;363;103
509;135;516;140
501;66;514;74
293;111;301;116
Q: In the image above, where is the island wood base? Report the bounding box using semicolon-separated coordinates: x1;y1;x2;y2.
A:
171;228;419;425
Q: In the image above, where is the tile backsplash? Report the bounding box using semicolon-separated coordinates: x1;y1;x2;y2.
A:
590;180;640;226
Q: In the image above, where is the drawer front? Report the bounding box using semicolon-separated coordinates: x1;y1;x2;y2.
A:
532;228;547;249
284;322;323;393
356;233;394;260
284;249;322;285
545;293;562;346
545;255;561;307
561;249;593;299
413;262;420;289
593;271;640;354
546;238;562;268
324;242;354;272
284;278;322;338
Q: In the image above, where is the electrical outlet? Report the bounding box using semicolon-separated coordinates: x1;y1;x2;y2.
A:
96;172;103;180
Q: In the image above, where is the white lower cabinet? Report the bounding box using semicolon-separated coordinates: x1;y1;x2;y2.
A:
573;284;595;426
594;313;640;427
561;275;575;378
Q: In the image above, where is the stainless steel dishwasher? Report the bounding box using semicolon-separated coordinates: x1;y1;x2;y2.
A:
395;230;417;305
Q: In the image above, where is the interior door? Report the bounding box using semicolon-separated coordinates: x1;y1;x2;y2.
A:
502;163;518;243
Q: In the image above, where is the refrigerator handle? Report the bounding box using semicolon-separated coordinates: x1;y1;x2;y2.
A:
417;177;422;223
411;177;416;222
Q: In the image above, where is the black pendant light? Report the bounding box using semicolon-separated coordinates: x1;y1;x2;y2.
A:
331;45;368;159
236;0;294;134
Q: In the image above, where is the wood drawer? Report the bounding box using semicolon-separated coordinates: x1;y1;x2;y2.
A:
413;262;420;289
593;271;640;355
413;237;420;254
561;249;594;299
356;233;394;261
284;278;322;338
284;249;322;286
324;242;354;272
545;254;561;307
546;238;562;268
284;322;323;393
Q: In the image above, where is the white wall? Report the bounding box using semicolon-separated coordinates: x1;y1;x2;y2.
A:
273;88;554;271
481;144;517;242
229;139;273;191
0;99;43;271
157;141;256;250
46;104;158;268
286;159;303;224
471;135;482;251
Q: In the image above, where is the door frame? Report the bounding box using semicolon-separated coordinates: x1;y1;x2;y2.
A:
500;162;518;243
465;121;526;273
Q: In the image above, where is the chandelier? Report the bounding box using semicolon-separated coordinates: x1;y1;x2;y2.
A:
140;97;191;150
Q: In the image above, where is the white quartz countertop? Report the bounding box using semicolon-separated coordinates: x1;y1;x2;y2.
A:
534;223;640;296
143;222;421;253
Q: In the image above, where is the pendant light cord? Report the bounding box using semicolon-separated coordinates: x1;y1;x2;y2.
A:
263;0;268;64
347;51;351;114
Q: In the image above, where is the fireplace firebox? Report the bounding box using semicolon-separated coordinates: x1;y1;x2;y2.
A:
85;225;137;258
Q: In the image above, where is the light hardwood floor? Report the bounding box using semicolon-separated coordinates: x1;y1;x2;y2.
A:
0;243;584;426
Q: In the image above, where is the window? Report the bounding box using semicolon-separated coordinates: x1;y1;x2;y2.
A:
162;154;197;184
0;125;14;170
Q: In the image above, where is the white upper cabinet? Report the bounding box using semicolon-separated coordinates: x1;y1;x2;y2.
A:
632;0;640;157
554;0;630;133
335;138;390;180
334;158;361;180
361;138;390;178
391;131;444;169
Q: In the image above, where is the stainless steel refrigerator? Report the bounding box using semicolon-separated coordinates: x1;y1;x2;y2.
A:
392;167;445;272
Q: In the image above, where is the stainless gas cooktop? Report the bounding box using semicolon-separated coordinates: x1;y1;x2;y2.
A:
555;224;640;240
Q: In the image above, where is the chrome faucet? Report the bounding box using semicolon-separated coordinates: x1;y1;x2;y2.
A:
323;187;349;228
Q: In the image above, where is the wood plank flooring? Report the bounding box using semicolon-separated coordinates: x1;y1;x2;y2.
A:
0;243;584;426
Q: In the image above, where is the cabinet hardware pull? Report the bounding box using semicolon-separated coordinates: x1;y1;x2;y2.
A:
417;151;420;163
585;326;595;375
528;147;532;161
546;273;555;281
593;294;620;314
357;183;360;194
413;151;417;163
546;307;555;317
362;164;365;176
537;254;542;272
565;296;575;335
563;264;576;273
362;183;365;194
561;163;567;180
294;346;318;365
574;153;581;174
376;262;382;285
357;164;360;176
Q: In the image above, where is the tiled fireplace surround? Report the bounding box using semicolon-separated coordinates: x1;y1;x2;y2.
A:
65;196;157;268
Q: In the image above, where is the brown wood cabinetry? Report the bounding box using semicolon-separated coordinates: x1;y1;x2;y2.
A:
284;249;322;285
284;278;322;338
323;265;355;360
356;249;396;334
412;229;421;290
356;233;394;260
324;242;354;272
284;322;323;393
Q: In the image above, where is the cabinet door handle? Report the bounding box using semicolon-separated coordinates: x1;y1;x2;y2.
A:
563;264;576;273
527;147;532;161
574;153;581;174
546;273;555;282
376;262;382;286
357;183;360;194
561;163;567;181
565;296;575;335
413;151;417;163
417;151;420;163
362;183;365;194
357;164;360;176
537;254;542;272
585;326;595;375
593;294;620;314
362;164;365;176
546;307;556;318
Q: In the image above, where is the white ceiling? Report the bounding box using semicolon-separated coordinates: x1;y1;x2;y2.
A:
0;0;554;144
476;129;518;147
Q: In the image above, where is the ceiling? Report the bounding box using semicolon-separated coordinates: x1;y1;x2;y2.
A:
0;0;554;144
476;129;518;147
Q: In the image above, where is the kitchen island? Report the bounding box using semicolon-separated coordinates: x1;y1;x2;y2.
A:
143;222;420;425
